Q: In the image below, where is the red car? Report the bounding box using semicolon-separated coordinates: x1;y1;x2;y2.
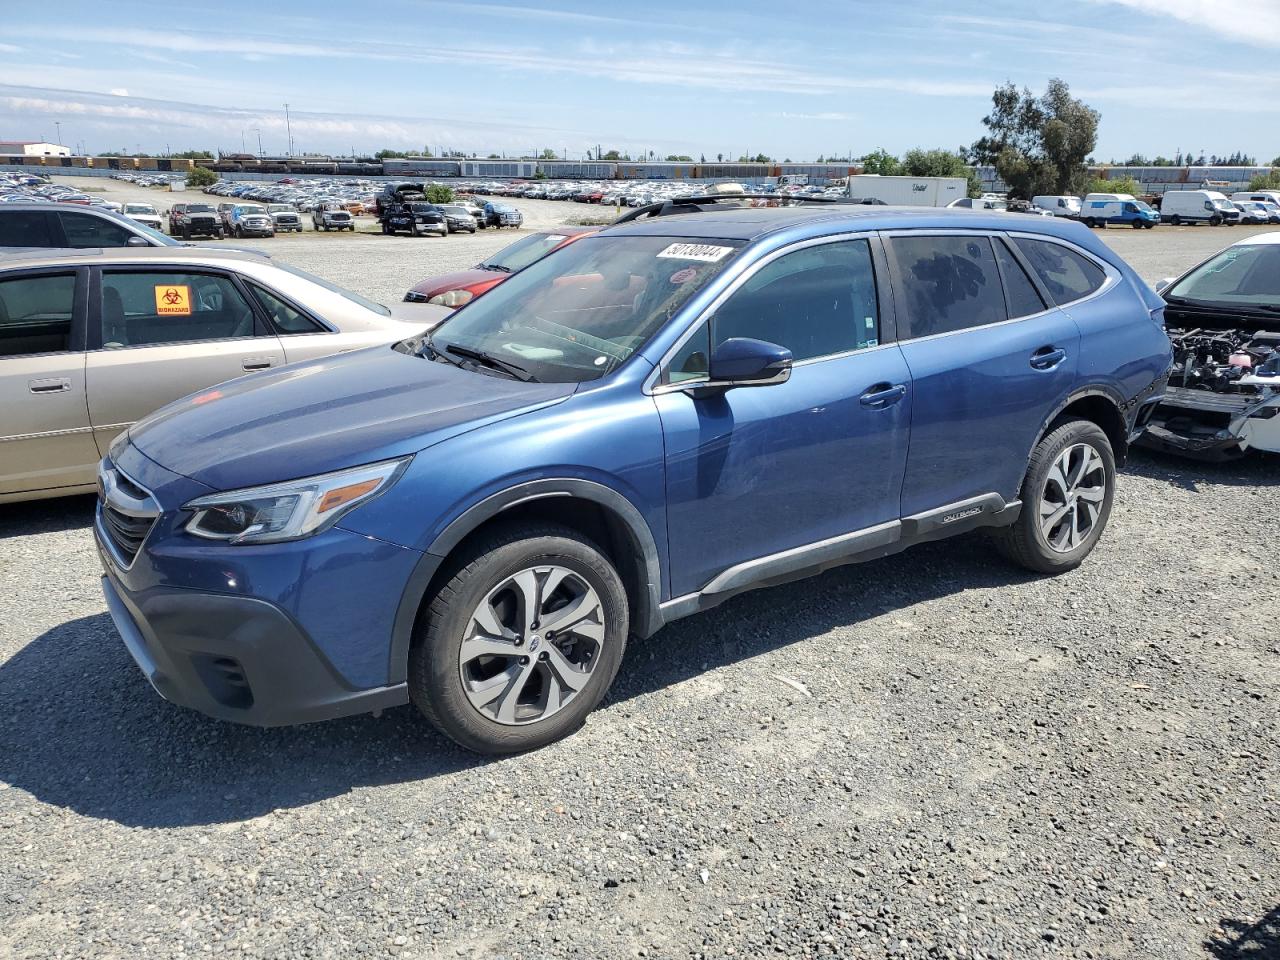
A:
403;226;598;307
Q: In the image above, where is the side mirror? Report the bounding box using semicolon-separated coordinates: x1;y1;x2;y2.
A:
706;337;792;387
126;236;151;247
1154;277;1175;295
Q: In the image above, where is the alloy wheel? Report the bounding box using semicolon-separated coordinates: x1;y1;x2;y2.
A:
458;565;605;726
1039;442;1107;553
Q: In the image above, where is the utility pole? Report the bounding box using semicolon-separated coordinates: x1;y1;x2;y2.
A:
255;129;263;155
284;103;294;156
54;120;62;147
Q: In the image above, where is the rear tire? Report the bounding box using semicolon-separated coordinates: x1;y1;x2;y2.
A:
408;524;629;754
1084;217;1097;228
992;418;1116;575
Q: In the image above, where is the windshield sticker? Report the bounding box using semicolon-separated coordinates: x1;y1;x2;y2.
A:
154;285;192;316
657;243;734;262
669;267;699;285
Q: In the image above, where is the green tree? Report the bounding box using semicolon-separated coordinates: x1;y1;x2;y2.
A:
1248;169;1280;191
601;149;623;161
186;166;218;188
665;154;693;162
1087;175;1141;196
171;149;213;159
971;78;1099;199
859;148;901;176
902;148;982;198
424;184;455;203
539;149;558;159
375;149;408;159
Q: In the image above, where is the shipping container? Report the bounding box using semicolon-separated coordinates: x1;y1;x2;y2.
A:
847;174;968;206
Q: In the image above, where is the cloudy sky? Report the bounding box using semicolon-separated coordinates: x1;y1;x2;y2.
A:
2;0;1278;161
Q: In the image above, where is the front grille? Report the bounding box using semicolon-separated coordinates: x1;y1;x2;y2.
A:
98;462;160;567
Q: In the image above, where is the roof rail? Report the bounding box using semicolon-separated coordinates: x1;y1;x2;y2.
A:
611;193;850;225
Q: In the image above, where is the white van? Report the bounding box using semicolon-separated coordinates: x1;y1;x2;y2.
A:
1081;193;1160;228
1032;195;1082;218
1231;190;1280;209
1160;190;1239;226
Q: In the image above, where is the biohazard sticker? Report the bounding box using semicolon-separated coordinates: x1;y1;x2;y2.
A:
155;285;192;316
656;243;734;262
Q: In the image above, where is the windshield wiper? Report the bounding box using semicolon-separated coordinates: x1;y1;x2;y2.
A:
478;262;512;273
414;336;465;368
445;343;537;381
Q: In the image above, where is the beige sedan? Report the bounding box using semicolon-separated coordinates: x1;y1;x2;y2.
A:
0;247;448;503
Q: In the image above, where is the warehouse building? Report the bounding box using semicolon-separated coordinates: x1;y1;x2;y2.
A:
0;140;70;156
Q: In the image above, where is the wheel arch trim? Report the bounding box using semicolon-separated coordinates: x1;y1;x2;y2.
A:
387;479;664;684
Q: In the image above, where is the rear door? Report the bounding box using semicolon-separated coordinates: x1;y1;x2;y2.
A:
0;210;62;248
84;266;286;455
0;267;98;497
886;231;1080;516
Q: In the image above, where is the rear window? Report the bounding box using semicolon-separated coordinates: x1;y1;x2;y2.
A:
0;210;56;247
1013;238;1106;305
891;235;1008;338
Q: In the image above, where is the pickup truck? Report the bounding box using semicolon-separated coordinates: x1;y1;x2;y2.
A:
313;202;355;231
229;204;276;238
380;201;447;237
482;202;523;229
267;204;304;232
168;203;223;239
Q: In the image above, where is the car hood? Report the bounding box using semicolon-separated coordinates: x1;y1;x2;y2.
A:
408;268;503;298
128;346;575;492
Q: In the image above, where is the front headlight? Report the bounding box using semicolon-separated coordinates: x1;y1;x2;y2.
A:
428;289;474;307
183;458;411;544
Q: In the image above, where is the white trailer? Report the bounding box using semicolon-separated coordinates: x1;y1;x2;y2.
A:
846;174;968;207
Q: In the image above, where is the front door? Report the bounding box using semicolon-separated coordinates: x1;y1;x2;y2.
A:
0;268;99;496
654;237;913;598
85;267;286;455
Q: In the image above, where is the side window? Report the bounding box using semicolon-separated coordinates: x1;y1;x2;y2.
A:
1013;238;1106;306
249;283;324;334
59;212;138;248
666;322;710;384
100;271;257;348
891;235;1007;338
0;211;58;247
993;239;1047;319
710;240;879;363
0;273;76;356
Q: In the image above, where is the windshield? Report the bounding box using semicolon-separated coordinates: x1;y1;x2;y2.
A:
407;203;435;213
1133;200;1153;212
429;234;745;383
484;232;573;273
1167;244;1280;308
236;205;266;214
188;204;214;213
268;204;291;212
273;262;391;316
124;203;156;214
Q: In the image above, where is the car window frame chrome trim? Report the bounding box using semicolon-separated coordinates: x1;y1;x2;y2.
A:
644;229;889;396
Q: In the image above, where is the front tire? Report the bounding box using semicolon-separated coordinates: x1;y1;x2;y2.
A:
992;418;1115;575
408;524;629;754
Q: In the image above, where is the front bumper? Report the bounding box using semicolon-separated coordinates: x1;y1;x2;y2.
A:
101;573;408;726
93;444;435;727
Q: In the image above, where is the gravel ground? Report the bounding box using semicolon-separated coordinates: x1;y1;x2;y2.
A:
2;179;1279;960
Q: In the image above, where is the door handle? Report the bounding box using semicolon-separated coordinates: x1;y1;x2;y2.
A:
1030;346;1067;370
859;382;907;408
241;357;276;371
29;378;71;395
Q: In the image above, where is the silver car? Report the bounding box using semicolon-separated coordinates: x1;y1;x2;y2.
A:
0;247;449;503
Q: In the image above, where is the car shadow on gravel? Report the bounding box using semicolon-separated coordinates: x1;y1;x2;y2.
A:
1205;905;1280;959
1123;447;1280;491
0;494;96;539
0;610;488;828
0;532;1033;829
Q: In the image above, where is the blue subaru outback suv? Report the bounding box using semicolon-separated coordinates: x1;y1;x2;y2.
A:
96;198;1173;753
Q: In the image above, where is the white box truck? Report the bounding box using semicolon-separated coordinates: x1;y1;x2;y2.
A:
846;174;967;207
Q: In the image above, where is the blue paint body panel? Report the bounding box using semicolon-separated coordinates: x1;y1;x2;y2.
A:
96;206;1173;726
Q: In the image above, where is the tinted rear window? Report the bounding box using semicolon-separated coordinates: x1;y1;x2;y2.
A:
994;239;1047;318
0;210;56;247
1014;238;1106;305
892;235;1008;338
